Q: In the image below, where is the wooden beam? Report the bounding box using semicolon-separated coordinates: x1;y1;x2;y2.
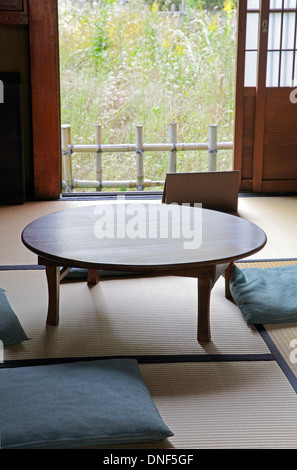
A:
233;0;247;187
0;0;28;24
252;0;269;192
0;0;26;11
261;180;297;192
28;0;61;200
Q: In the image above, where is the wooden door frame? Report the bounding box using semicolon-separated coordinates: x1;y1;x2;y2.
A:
29;0;61;200
234;0;297;193
233;0;247;184
252;0;269;192
28;0;297;198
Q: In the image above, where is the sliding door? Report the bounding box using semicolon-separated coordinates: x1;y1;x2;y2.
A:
234;0;297;192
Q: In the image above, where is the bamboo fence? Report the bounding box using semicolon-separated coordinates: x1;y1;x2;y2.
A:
61;123;233;192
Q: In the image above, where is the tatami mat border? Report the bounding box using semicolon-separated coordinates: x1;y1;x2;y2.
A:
256;325;297;393
1;258;297;271
0;265;45;271
1;258;297;270
236;260;297;393
0;353;275;369
236;258;297;263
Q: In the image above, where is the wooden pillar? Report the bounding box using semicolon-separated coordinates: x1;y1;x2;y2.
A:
28;0;61;199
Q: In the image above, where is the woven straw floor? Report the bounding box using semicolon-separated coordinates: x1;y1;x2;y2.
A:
1;197;297;449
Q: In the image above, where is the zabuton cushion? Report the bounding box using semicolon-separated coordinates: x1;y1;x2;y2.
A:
0;358;173;449
0;288;29;345
230;264;297;324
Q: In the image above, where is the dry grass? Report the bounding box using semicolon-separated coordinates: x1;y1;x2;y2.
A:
58;0;237;191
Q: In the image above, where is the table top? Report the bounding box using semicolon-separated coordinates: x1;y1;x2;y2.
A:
21;203;267;272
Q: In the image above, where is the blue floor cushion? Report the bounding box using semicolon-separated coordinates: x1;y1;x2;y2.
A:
0;358;173;449
0;288;29;345
230;264;297;324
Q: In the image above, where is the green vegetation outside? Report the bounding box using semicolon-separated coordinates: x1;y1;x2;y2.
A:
59;0;237;191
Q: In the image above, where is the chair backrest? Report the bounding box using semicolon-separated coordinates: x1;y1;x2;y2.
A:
162;171;240;213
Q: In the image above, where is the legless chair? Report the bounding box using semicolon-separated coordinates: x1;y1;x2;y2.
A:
162;170;240;299
162;170;240;214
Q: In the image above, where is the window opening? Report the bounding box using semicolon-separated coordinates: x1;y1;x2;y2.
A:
244;0;297;87
58;0;237;194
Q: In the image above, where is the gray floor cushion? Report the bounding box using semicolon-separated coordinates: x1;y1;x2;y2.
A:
0;288;29;345
0;358;173;449
230;264;297;324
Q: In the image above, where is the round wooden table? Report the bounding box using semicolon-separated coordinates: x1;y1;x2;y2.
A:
22;203;267;342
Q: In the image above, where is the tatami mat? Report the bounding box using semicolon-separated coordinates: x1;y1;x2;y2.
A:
238;196;297;260
0;200;107;266
236;260;297;382
0;269;270;361
2;197;297;449
96;361;297;449
263;324;297;380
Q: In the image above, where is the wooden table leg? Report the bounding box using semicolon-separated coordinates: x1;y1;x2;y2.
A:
45;265;60;325
225;262;234;301
197;278;212;342
87;269;100;285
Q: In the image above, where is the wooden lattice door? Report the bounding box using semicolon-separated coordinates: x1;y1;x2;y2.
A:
234;0;297;192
